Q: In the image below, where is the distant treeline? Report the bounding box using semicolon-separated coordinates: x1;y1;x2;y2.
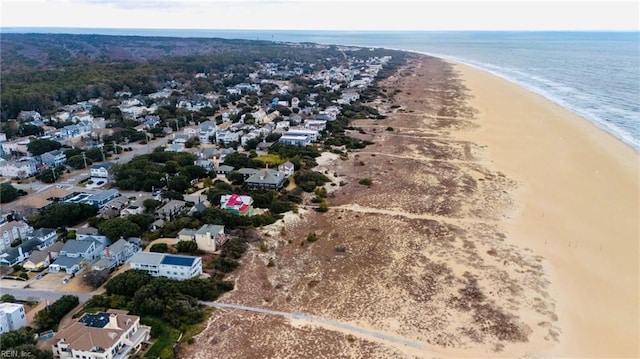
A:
1;33;410;120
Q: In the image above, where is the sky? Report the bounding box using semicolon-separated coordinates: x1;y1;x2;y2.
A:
1;0;638;31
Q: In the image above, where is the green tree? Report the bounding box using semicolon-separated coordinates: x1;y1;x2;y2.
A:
30;203;98;228
0;183;19;203
0;327;37;348
143;198;161;213
27;139;61;156
105;270;153;298
98;218;141;241
35;166;65;184
150;243;168;253
20;124;44;137
0;294;17;302
175;240;198;253
34;295;79;331
67;154;91;169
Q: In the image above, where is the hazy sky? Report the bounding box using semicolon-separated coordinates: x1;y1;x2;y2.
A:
1;0;638;31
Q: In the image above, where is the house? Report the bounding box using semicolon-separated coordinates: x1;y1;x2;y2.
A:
59;239;99;260
28;227;58;249
93;238;139;271
129;252;203;280
0;221;32;252
164;143;185;152
198;120;217;143
194;159;215;171
22;241;64;272
0;157;38;178
40;149;67;167
90;162;115;183
50;309;150;359
48;255;84;274
0;303;27;334
215;165;234;177
120;197;148;218
0;238;41;267
278;134;311;147
155;200;187;221
220;194;254;216
177;224;225;252
244;169;287;190
278;161;295;177
86;189;120;208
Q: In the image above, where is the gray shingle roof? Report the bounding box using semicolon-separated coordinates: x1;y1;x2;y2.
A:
61;240;93;254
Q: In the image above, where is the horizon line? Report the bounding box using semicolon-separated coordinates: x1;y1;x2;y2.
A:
2;26;639;34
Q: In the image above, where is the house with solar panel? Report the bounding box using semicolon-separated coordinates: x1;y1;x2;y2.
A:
220;194;254;216
50;309;150;359
128;252;202;280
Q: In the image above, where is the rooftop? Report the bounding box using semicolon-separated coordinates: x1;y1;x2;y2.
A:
161;254;196;267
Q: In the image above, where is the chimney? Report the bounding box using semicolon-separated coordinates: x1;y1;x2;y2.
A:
18;246;24;259
48;251;52;263
106;247;111;258
107;314;120;329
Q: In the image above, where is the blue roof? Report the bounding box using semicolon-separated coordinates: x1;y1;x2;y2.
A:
161;255;195;267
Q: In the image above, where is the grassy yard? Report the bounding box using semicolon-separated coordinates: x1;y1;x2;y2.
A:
142;317;181;359
255;153;284;166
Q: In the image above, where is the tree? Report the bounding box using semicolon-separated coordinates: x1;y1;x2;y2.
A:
35;166;65;184
98;218;141;241
27;139;61;156
20;124;44;137
175;240;198;253
143;198;161;213
83;269;109;288
30;203;98;228
105;269;153;297
34;295;79;331
0;183;19;203
150;243;168;253
67;154;91;169
127;213;155;232
0;327;37;348
0;294;17;302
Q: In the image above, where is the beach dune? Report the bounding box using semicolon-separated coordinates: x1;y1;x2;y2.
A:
455;62;640;358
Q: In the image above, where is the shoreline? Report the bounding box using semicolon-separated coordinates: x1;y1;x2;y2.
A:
452;60;640;357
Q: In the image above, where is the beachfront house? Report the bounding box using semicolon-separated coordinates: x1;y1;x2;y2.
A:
129;252;203;280
50;309;150;359
177;224;225;252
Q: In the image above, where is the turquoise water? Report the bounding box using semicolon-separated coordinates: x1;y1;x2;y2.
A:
4;28;639;152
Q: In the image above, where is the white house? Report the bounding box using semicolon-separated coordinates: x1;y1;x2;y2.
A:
129;252;202;280
0;158;38;178
90;162;115;183
0;303;27;334
0;221;33;252
198;121;216;144
51;309;150;359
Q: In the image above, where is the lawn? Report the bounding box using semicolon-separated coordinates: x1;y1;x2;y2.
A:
142;317;181;359
255;153;284;166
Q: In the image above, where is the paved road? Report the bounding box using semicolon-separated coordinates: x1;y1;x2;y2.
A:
202;301;425;350
0;287;94;302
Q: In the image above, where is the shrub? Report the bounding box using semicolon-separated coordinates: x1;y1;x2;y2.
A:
306;232;318;243
175;240;198;254
259;242;268;252
385;126;394;131
358;178;372;186
150;243;168;253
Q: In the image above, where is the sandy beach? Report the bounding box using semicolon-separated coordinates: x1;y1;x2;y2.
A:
180;55;639;359
455;62;640;357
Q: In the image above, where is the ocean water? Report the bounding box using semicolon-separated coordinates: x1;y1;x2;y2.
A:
4;28;640;152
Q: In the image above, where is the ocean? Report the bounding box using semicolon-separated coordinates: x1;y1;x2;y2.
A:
3;28;639;152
